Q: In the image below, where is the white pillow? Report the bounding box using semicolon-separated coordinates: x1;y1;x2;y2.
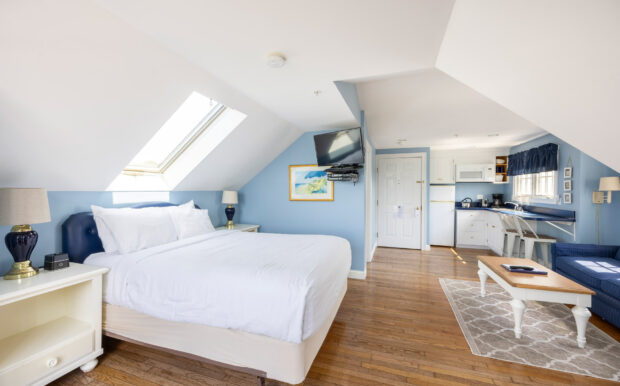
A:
91;202;194;254
170;208;216;239
91;205;131;253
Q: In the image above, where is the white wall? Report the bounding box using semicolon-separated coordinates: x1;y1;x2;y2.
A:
437;0;620;172
0;0;301;191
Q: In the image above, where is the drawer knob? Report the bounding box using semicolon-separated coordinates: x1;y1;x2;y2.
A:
47;358;58;368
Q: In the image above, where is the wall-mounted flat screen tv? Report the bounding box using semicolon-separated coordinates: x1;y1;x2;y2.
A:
314;127;364;166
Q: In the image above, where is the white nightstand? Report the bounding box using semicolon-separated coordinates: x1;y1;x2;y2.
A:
0;263;108;385
215;224;260;232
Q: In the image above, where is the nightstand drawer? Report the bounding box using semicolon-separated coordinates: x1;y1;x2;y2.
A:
0;329;94;385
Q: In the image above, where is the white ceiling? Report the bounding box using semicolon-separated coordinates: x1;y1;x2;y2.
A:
0;0;300;191
2;0;619;192
436;0;620;172
94;0;456;132
357;69;544;149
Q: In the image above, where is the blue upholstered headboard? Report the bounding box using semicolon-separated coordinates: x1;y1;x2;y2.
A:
61;202;199;263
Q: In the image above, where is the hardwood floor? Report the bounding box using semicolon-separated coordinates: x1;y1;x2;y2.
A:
54;247;620;385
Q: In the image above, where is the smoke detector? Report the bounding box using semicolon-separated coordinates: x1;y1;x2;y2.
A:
267;53;286;68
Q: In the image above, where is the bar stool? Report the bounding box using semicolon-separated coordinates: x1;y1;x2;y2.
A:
513;216;556;266
499;214;521;257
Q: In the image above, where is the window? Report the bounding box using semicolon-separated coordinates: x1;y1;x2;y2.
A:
108;92;247;191
512;171;558;202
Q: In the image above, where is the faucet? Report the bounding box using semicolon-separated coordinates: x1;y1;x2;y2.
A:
505;201;523;211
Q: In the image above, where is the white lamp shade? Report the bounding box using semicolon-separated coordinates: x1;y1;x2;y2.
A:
0;188;51;226
599;177;620;191
222;190;238;204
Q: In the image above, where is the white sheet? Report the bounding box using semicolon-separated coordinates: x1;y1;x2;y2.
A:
85;231;351;343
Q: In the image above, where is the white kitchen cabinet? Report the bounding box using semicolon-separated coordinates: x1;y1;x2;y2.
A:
486;212;505;256
430;157;455;184
456;210;488;248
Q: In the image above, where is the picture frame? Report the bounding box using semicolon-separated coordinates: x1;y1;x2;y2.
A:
289;164;334;201
563;179;572;191
563;192;572;204
563;167;572;179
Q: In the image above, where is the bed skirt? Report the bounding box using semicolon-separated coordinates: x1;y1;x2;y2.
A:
102;280;347;384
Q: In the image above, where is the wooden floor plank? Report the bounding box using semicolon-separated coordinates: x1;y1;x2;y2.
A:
52;246;620;385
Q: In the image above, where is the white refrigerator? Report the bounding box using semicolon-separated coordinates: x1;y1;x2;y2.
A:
429;185;456;246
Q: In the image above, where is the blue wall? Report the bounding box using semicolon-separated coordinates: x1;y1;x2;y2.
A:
507;134;620;245
238;132;366;271
0;191;224;275
455;182;507;202
376;147;430;245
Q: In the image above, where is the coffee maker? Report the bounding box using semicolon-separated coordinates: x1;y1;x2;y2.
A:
492;193;504;207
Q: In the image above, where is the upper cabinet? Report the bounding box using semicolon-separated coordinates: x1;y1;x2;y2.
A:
430;157;455;184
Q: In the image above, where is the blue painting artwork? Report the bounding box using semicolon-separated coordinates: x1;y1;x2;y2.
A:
289;165;334;201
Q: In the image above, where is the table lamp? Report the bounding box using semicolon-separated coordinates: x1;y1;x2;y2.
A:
222;190;238;229
0;188;51;279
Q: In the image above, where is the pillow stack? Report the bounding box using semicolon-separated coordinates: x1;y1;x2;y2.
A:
92;201;216;254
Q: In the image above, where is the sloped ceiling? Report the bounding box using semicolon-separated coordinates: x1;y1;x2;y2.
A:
0;0;301;191
437;0;620;172
357;69;544;149
94;0;455;131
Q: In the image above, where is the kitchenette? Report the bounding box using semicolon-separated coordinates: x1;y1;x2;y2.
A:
429;148;575;264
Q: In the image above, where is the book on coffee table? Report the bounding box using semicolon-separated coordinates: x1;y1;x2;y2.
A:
501;263;548;275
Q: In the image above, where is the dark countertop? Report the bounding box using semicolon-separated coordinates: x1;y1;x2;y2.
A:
455;204;576;222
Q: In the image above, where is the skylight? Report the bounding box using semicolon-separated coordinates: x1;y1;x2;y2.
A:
108;92;246;191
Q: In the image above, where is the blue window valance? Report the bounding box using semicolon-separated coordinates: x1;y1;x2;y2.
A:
507;143;558;176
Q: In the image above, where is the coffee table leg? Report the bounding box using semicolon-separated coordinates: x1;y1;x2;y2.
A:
510;298;526;339
572;306;591;348
477;269;488;297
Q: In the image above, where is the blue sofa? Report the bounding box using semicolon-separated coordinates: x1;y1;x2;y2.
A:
551;243;620;329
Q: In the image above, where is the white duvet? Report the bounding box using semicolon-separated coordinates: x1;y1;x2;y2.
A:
85;231;351;343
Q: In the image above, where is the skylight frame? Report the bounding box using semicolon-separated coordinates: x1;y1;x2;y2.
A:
122;102;227;175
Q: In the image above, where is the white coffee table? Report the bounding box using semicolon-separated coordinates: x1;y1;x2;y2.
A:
477;256;595;348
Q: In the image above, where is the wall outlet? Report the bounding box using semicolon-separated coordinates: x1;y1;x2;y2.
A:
592;191;605;204
477;194;484;200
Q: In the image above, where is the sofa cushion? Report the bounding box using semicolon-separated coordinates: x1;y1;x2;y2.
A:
555;256;620;290
601;278;620;299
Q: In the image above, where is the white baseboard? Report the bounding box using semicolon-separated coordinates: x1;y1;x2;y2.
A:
368;242;377;262
348;269;367;280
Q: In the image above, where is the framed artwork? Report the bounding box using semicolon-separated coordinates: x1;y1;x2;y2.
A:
289;164;334;201
564;167;573;179
564;180;572;191
563;192;572;204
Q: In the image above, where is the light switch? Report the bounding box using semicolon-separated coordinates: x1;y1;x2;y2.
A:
477;194;484;200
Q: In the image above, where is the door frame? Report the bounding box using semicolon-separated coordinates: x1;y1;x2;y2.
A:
376;152;428;250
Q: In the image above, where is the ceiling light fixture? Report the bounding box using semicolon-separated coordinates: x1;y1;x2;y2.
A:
266;52;286;68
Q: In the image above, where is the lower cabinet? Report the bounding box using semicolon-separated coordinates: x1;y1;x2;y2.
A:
456;210;505;255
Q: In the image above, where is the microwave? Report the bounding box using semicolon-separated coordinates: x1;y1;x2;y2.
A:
456;164;495;182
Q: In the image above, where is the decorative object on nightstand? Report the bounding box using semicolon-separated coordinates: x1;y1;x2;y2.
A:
215;224;260;232
0;264;108;384
0;188;51;280
222;190;238;229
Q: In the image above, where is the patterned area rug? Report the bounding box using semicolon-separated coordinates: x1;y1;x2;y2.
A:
440;278;620;382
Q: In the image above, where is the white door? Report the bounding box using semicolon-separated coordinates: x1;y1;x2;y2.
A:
377;156;423;249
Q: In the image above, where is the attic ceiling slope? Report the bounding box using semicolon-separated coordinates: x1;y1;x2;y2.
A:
357;69;543;149
0;0;301;191
437;0;620;172
95;0;455;132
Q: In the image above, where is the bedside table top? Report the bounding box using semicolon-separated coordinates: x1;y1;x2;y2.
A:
0;263;108;304
215;224;260;232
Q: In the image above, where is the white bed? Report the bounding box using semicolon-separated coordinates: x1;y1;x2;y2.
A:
85;230;351;384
